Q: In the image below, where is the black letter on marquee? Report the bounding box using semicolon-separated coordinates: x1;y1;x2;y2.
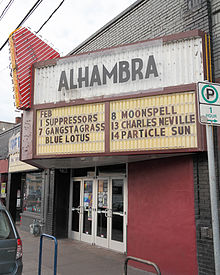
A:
132;58;143;81
103;64;117;84
78;67;89;88
58;71;69;91
145;55;159;78
70;69;77;89
90;65;102;86
119;61;130;83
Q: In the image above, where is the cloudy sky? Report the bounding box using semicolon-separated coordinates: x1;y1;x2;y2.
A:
0;0;135;122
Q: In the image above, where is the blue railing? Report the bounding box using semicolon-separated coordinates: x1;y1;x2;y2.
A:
38;233;58;275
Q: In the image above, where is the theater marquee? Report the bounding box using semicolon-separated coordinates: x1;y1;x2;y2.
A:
20;31;208;163
35;91;198;157
33;33;204;106
36;103;105;155
110;92;197;152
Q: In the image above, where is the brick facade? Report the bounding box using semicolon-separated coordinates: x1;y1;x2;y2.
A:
70;0;219;81
193;154;215;275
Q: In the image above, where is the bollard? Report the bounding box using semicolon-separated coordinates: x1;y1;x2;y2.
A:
38;233;58;275
124;256;161;275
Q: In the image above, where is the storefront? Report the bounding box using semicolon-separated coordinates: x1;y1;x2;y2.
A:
23;172;43;214
17;29;212;274
5;0;220;272
8;131;41;227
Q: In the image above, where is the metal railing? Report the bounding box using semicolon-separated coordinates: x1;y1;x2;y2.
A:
124;256;161;275
38;233;58;275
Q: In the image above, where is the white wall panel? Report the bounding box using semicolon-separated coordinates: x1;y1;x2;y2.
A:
34;37;204;105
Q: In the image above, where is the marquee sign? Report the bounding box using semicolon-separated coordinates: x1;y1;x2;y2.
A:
110;92;197;152
20;31;208;164
36;103;105;155
35;91;198;157
58;55;159;91
33;34;204;105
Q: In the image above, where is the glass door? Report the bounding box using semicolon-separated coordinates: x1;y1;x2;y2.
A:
69;179;94;244
94;177;127;252
95;179;109;248
69;180;82;240
109;178;125;252
69;176;127;252
81;179;94;243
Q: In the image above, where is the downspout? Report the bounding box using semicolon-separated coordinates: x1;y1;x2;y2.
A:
206;2;220;275
206;0;214;82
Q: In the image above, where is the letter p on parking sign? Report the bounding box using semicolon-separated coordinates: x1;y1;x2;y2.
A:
206;88;216;100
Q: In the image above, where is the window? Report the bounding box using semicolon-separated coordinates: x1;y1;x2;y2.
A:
0;210;15;239
23;172;43;213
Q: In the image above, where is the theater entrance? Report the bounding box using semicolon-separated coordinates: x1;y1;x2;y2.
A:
69;176;127;253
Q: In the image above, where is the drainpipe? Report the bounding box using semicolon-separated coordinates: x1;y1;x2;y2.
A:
206;2;220;275
206;0;215;82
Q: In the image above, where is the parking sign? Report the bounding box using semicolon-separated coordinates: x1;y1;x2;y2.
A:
198;82;220;125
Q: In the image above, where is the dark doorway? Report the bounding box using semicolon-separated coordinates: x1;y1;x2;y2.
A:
8;173;22;222
54;169;70;238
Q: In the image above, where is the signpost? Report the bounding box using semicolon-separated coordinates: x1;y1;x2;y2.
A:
198;81;220;275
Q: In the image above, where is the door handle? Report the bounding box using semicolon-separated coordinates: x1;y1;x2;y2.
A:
112;211;124;216
104;209;108;217
104;208;112;218
77;205;83;214
77;206;80;214
108;209;112;218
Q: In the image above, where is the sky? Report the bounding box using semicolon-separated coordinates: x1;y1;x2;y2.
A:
0;0;135;123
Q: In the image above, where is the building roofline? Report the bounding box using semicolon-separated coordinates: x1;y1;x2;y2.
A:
0;123;20;137
68;0;143;55
0;121;15;125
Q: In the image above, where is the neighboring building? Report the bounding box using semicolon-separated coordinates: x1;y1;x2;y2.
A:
7;130;41;229
16;0;220;274
0;121;20;208
0;122;40;227
0;121;16;133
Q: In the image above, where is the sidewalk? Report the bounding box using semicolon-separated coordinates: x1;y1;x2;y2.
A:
18;228;155;275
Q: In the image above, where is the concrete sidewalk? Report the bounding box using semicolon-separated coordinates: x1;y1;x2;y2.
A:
18;228;155;275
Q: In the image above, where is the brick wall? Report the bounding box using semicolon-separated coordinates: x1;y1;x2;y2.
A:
70;0;209;53
70;0;219;80
193;154;215;275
